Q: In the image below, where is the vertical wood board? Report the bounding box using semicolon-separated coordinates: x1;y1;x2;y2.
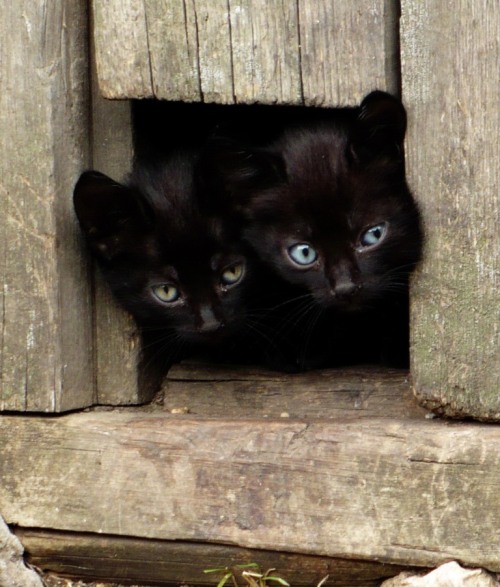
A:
401;1;500;419
0;0;94;411
90;46;143;405
92;0;153;99
92;0;396;105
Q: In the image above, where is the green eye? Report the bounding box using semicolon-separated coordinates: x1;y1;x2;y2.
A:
221;262;245;287
152;284;180;303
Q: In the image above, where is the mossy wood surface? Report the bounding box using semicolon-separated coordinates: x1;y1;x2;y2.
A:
2;413;499;571
92;0;398;105
401;1;500;419
0;0;94;411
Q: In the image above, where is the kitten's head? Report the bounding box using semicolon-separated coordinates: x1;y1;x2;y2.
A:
73;157;249;346
207;91;422;311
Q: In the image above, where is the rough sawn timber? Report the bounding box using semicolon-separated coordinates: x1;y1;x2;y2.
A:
0;0;94;411
92;0;397;105
1;413;499;571
401;1;500;419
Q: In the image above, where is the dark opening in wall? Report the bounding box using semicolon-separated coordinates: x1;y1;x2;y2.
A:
122;97;421;388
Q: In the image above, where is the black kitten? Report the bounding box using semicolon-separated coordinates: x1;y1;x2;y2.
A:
73;151;251;368
205;91;423;369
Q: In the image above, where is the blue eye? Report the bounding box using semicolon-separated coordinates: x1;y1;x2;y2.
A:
152;284;180;303
359;223;388;249
287;243;318;266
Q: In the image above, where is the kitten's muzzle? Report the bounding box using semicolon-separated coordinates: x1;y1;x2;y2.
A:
196;305;225;334
332;281;362;300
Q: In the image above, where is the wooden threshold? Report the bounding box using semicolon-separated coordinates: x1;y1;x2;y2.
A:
159;364;427;419
1;408;499;573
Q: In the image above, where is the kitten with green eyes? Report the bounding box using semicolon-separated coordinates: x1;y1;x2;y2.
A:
206;91;423;369
73;152;252;368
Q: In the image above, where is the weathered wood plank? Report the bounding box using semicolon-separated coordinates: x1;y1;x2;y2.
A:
1;414;499;570
141;0;201;102
162;363;428;419
92;0;396;105
17;531;421;587
298;0;398;105
401;1;500;419
0;0;94;411
228;0;302;104
92;0;153;99
89;49;144;405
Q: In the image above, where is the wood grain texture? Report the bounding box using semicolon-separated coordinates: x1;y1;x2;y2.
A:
92;0;153;99
92;0;396;105
401;1;500;419
298;0;398;105
90;51;143;405
2;413;499;570
17;530;421;587
162;363;428;419
0;0;94;411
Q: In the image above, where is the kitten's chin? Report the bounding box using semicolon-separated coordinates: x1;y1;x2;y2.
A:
313;291;365;312
178;325;235;345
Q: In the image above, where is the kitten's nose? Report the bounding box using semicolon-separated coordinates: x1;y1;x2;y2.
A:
330;261;361;301
333;280;360;300
197;305;223;333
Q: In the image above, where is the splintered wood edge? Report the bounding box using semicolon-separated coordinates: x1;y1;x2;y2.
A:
17;530;424;587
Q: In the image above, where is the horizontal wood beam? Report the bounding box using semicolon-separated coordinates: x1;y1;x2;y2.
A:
17;530;422;587
92;0;396;105
162;364;427;419
1;413;499;571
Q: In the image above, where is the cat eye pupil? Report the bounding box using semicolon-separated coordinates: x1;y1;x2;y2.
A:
221;262;244;287
359;223;387;248
288;243;318;266
152;284;179;303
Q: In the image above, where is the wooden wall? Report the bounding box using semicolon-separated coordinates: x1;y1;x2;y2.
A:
0;1;498;418
0;0;94;411
0;1;499;583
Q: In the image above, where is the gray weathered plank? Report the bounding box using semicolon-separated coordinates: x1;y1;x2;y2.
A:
162;363;428;419
92;0;396;105
228;0;302;104
90;50;143;405
17;530;422;587
92;0;153;99
298;0;398;105
1;414;499;570
401;1;500;419
0;0;94;411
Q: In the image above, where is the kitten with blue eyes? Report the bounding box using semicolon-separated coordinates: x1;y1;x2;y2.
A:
205;91;423;370
73;151;252;369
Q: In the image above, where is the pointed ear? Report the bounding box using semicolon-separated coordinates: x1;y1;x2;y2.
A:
349;91;407;163
73;170;152;261
199;139;286;211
